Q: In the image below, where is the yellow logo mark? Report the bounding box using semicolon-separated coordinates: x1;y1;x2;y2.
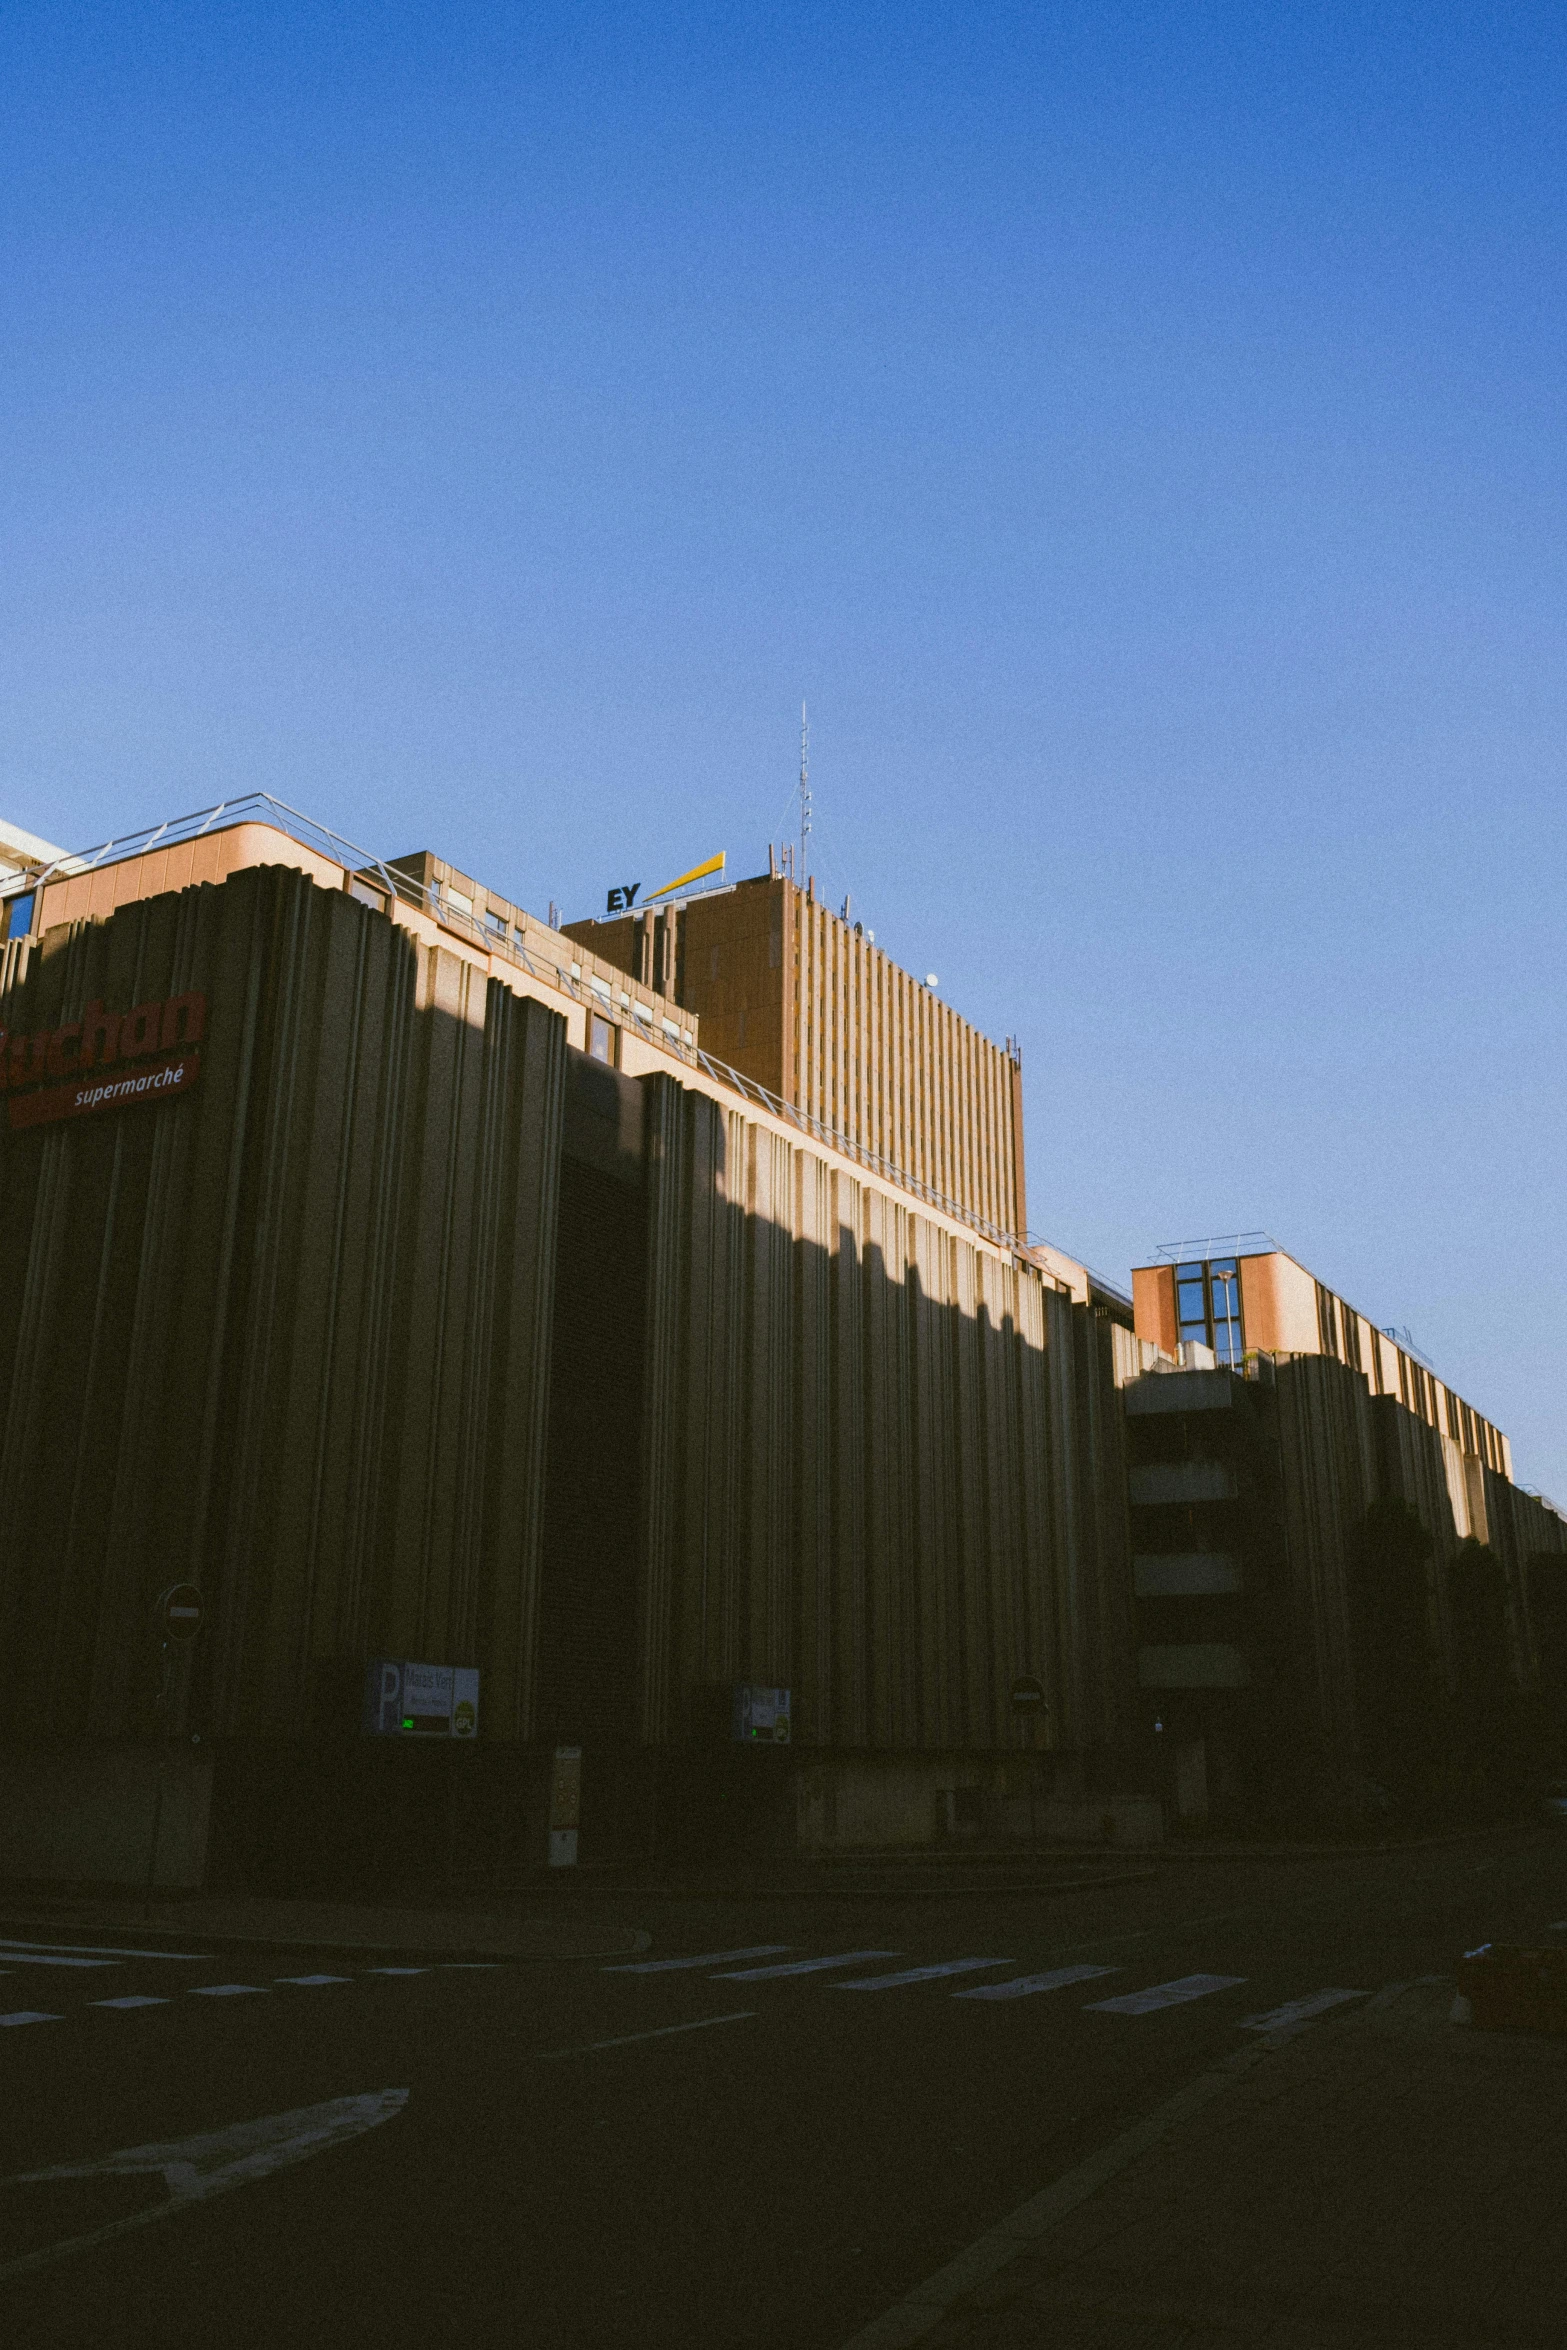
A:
643;851;726;905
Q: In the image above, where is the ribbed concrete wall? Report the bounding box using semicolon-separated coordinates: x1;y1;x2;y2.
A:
1480;1471;1567;1686
1272;1356;1378;1795
0;865;565;1747
634;1074;1132;1757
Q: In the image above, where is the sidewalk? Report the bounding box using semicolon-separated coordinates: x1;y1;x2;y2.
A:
0;1889;651;1962
857;1977;1567;2349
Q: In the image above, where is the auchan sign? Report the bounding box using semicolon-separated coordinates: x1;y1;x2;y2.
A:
2;991;206;1134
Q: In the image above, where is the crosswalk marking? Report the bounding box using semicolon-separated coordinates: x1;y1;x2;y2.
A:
0;2011;60;2027
712;1951;902;1981
839;1959;1013;1991
275;1975;352;1987
954;1964;1119;2002
4;1954;119;1970
1241;1988;1365;2032
189;1984;268;1998
92;1996;168;2010
1086;1974;1246;2015
0;1938;212;1961
604;1947;792;1974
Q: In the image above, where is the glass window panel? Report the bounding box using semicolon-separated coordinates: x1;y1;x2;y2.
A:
1176;1283;1206;1322
1208;1257;1238;1280
1176;1263;1203;1281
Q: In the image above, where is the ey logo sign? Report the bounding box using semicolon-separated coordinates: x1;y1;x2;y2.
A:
606;852;725;917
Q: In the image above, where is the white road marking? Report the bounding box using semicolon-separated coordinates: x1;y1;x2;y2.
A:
712;1951;902;1980
954;1965;1119;2002
92;1997;169;2010
0;1938;213;1961
0;2011;59;2028
1086;1974;1246;2015
364;1967;428;1977
275;1975;352;1987
3;1953;119;1969
840;1960;1013;1991
603;1946;792;1973
0;2088;408;2282
189;1984;268;1998
540;2011;756;2059
1240;1988;1366;2032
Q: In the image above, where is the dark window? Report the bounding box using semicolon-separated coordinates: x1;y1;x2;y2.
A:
588;1014;615;1065
485;909;506;937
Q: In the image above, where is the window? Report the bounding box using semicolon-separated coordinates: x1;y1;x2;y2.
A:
3;891;35;941
445;886;473;915
1174;1258;1244;1364
485;909;506;938
588;1015;615;1065
1208;1260;1242;1365
348;876;386;913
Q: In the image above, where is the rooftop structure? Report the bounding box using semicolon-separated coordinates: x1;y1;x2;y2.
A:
566;864;1027;1243
1132;1240;1509;1479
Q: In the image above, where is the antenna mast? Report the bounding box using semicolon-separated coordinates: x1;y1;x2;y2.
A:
799;699;811;885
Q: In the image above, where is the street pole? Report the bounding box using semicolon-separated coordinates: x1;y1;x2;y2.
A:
143;1638;172;1920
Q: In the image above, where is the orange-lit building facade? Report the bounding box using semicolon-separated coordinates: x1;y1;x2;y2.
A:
1132;1243;1510;1480
566;869;1027;1247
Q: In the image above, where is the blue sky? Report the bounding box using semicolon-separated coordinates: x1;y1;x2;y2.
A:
3;3;1563;1495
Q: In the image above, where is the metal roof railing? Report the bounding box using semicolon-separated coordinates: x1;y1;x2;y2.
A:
4;790;1031;1257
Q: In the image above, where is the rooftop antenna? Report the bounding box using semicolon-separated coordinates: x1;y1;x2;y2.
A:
799;699;811;886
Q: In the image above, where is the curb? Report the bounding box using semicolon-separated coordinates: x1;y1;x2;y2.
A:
0;1915;654;1965
834;1975;1446;2350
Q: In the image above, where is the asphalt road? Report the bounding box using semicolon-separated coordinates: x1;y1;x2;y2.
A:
4;1823;1566;2350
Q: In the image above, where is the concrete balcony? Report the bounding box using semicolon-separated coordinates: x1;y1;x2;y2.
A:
1124;1369;1237;1417
1133;1552;1243;1597
1127;1460;1238;1506
1137;1644;1251;1689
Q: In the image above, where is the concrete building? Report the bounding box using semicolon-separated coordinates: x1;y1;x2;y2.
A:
3;797;1562;1883
0;795;1146;1890
1127;1242;1566;1824
565;864;1027;1249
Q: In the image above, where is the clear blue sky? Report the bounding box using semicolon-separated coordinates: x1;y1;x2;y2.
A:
3;4;1563;1497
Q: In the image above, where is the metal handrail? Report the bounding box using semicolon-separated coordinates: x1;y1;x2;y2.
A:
3;790;1026;1254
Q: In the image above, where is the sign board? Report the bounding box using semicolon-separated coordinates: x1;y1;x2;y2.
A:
1009;1676;1047;1713
157;1583;205;1642
732;1685;791;1744
4;991;207;1135
362;1660;480;1739
548;1745;582;1868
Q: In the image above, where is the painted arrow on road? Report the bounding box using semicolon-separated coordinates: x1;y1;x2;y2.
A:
0;2088;409;2280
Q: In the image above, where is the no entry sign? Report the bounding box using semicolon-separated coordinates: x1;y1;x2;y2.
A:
157;1584;205;1642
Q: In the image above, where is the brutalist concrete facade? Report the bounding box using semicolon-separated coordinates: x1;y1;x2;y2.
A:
0;844;1155;1886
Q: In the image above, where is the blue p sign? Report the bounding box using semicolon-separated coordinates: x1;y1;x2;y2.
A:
376;1660;402;1734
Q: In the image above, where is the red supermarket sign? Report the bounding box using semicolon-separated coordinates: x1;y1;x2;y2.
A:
2;992;206;1134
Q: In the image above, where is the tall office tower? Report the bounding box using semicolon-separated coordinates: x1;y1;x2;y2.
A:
565;866;1027;1244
